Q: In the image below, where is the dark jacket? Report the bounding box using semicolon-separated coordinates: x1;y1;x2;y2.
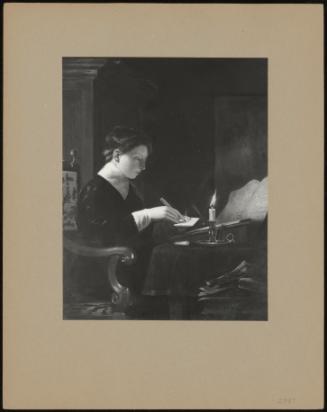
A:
77;175;152;248
75;175;153;294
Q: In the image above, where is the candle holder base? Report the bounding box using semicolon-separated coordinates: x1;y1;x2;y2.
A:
193;239;233;247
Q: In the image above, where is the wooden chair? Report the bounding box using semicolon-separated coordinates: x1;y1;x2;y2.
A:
63;150;136;315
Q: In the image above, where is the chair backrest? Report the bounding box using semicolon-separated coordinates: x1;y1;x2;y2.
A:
63;149;80;232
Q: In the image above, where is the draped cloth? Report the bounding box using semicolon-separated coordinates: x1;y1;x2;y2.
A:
143;243;260;297
217;177;268;224
143;217;267;298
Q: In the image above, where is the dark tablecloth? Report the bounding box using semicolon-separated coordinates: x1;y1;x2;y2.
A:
143;242;258;297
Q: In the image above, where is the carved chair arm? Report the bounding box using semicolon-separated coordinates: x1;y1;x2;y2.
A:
64;235;136;312
63;236;135;262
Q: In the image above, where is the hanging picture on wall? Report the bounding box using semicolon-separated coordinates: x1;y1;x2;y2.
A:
63;170;78;231
5;4;323;410
63;57;268;321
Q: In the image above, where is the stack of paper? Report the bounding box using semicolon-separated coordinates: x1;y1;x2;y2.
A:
174;217;199;227
198;260;265;300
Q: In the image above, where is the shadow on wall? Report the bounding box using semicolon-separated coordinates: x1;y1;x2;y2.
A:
214;95;267;212
93;59;267;213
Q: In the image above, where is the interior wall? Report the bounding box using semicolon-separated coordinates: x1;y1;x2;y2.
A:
214;95;268;212
93;58;267;215
63;79;94;188
140;87;215;213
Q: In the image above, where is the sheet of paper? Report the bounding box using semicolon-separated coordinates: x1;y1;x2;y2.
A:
174;217;199;227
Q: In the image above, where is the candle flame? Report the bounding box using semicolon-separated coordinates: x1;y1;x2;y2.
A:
210;190;217;207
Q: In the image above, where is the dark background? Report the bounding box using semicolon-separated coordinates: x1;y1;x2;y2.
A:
63;58;267;216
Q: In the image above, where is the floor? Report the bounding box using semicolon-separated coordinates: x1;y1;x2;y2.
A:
63;291;267;321
64;248;267;320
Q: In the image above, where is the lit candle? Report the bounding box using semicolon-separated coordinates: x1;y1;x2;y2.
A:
208;190;217;242
209;190;217;222
209;206;216;221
